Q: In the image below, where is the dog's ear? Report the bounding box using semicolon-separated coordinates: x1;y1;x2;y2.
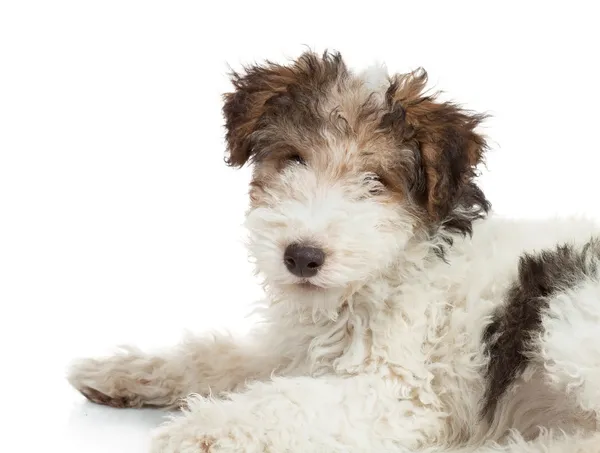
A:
222;51;347;167
382;69;490;235
222;64;294;167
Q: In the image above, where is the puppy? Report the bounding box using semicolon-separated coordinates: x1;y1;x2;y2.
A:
69;51;600;453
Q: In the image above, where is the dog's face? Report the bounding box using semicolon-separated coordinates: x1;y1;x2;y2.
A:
223;52;489;312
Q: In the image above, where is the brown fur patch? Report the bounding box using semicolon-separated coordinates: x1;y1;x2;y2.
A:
223;52;347;167
222;51;490;237
383;69;490;235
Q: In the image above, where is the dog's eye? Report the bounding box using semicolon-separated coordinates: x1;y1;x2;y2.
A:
287;154;306;166
365;174;385;195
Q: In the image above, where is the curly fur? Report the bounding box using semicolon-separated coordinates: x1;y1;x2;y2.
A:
68;51;600;453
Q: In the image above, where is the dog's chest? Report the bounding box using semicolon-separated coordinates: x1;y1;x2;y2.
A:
325;294;439;385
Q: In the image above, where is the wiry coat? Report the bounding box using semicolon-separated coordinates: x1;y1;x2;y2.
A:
68;52;600;453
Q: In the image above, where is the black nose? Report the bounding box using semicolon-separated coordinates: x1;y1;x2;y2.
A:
283;244;325;278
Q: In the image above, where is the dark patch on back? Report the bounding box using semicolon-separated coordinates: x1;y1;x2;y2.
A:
481;238;600;419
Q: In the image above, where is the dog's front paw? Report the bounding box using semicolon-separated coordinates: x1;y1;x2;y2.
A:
67;348;180;409
68;355;145;408
150;427;216;453
149;405;267;453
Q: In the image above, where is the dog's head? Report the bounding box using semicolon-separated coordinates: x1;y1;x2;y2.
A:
223;51;489;312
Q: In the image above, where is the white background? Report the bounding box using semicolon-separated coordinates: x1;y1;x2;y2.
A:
1;1;599;451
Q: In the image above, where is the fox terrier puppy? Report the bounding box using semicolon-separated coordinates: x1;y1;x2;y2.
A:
69;51;600;453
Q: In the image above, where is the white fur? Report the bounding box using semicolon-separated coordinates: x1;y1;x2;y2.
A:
539;278;600;414
67;71;600;452
358;62;390;96
68;212;600;452
245;164;415;314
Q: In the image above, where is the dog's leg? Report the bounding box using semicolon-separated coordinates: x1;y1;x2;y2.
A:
149;374;440;453
68;332;284;409
538;277;600;416
452;431;600;453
